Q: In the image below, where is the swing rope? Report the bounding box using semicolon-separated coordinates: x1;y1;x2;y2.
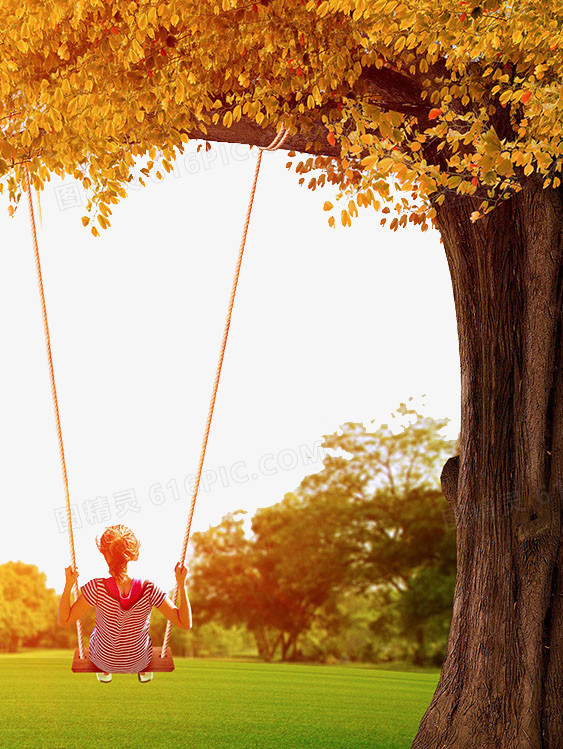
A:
25;164;86;659
161;126;289;654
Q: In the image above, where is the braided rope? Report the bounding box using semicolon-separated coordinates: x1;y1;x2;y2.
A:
161;126;289;653
25;165;85;659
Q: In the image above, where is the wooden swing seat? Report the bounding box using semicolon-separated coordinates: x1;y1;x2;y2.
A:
71;647;174;673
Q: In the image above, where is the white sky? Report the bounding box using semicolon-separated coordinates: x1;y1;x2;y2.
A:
0;140;460;595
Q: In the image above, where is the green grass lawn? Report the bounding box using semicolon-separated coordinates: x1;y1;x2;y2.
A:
0;651;438;749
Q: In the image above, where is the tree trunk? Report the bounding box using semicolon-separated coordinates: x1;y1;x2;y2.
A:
412;181;563;748
252;626;281;662
281;633;291;661
251;627;268;660
280;632;300;661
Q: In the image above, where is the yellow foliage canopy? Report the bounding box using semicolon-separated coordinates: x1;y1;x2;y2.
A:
0;0;561;232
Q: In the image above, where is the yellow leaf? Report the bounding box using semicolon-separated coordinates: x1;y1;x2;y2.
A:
361;154;378;169
378;158;394;172
175;81;185;104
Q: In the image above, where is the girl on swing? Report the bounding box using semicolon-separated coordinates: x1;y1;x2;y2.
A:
58;524;192;683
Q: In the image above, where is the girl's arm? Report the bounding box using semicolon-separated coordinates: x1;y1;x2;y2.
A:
156;563;192;631
58;566;93;627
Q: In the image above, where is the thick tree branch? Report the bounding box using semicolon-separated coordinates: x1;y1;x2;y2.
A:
440;455;459;508
179;63;430;157
357;64;429;118
181;117;342;158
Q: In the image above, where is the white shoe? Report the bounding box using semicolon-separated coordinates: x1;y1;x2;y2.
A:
138;671;153;683
96;672;112;683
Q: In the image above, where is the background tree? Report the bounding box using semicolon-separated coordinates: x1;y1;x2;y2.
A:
187;511;282;660
0;562;57;652
297;589;387;664
4;2;563;744
298;401;458;664
189;500;351;661
250;491;351;660
396;565;456;666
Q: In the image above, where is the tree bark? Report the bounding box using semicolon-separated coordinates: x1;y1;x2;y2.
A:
411;180;563;748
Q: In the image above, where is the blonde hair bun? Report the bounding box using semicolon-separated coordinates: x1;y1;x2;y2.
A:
96;525;140;582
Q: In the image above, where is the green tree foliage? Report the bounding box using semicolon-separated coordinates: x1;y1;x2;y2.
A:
396;565;455;665
299;589;404;664
296;400;459;663
251;492;351;660
188;511;255;624
189;503;350;661
187;511;281;657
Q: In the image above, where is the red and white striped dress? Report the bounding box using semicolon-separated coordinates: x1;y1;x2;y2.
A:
81;577;166;673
